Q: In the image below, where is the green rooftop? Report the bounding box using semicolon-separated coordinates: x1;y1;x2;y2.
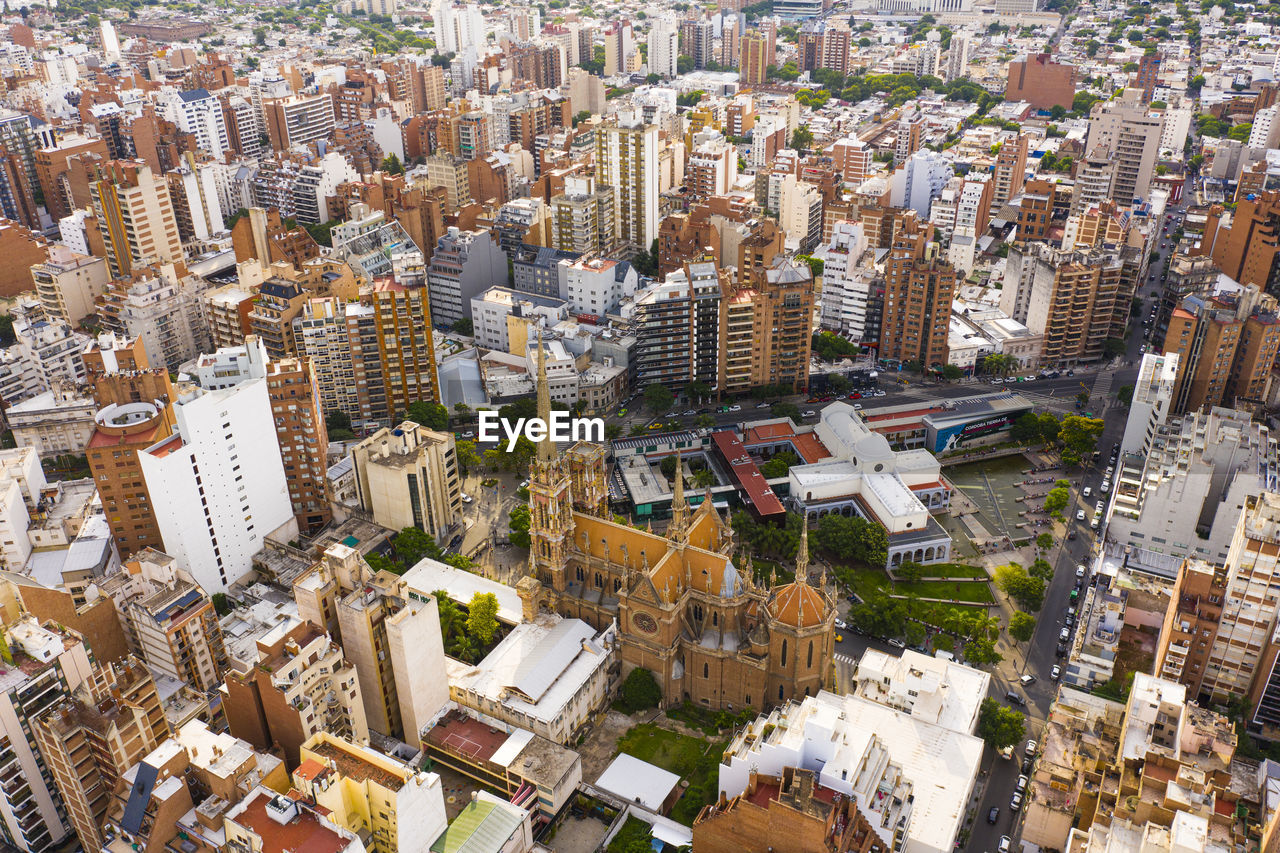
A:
430;798;524;853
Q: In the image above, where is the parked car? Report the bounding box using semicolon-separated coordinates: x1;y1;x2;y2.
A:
1019;673;1036;685
803;410;817;418
1025;740;1038;755
1060;627;1071;642
1082;486;1092;498
1076;509;1086;521
1005;690;1025;706
834;619;847;630
1051;664;1062;680
728;404;741;412
1077;565;1087;578
1010;792;1023;812
1016;775;1028;792
998;836;1012;853
887;638;906;649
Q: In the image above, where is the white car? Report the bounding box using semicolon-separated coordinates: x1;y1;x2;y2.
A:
756;402;771;409
1090;518;1100;529
460;493;473;504
1082;486;1092;498
1076;509;1086;521
728;404;741;412
1076;565;1086;578
998;836;1012;853
803;410;817;418
1095;501;1105;514
1051;664;1062;680
1010;792;1023;812
1016;774;1028;791
1101;479;1111;493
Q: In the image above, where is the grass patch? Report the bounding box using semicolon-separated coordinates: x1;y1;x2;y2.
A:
666;702;756;736
615;724;725;826
914;562;988;579
605;816;652;853
843;564;993;604
913;601;991;625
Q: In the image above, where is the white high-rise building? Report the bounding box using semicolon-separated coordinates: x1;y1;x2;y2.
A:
817;220;872;341
647;16;679;78
434;2;485;55
171;88;230;159
1119;351;1179;458
891;149;954;218
943;33;970;81
138;372;296;593
170;157;226;241
100;19;120;60
596;111;659;252
1249;105;1279;150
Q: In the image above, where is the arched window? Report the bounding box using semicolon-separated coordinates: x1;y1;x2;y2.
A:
781;639;788;667
703;662;709;678
778;684;784;701
807;641;813;668
712;612;719;626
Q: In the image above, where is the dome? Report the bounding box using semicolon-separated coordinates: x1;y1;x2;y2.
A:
853;432;893;464
768;582;829;629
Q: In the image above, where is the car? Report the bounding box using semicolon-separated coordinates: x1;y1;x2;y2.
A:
874;390;887;396
1056;643;1068;657
1025;740;1038;755
460;493;473;504
1010;792;1023;812
1095;501;1105;514
756;402;771;408
1091;517;1100;529
1021;754;1035;773
1051;664;1062;680
519;480;529;489
1016;775;1028;791
1068;530;1078;540
1077;565;1086;578
1005;690;1025;705
683;410;697;417
847;594;857;603
729;404;741;412
1060;627;1071;642
853;403;863;410
803;410;817;418
1067;606;1077;617
647;423;663;430
998;835;1012;853
1101;479;1111;493
666;411;678;418
1020;674;1036;686
887;638;906;649
1076;509;1086;521
834;634;843;643
988;806;1000;824
1082;486;1092;498
990;377;1004;384
462;430;476;438
1105;466;1114;478
834;618;847;630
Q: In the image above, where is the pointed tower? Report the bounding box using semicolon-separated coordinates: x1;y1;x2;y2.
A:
668;449;689;541
527;330;576;591
796;524;810;586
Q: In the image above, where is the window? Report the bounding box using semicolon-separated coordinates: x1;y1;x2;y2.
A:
781;639;787;667
703;663;709;678
807;641;813;668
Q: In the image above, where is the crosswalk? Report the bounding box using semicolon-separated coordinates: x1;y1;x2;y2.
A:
834;653;858;667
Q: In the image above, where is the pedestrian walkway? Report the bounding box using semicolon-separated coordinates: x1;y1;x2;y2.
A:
835;652;858;667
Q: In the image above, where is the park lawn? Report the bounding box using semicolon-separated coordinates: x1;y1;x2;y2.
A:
842;564;993;604
917;562;988;579
615;724;726;826
914;601;991;625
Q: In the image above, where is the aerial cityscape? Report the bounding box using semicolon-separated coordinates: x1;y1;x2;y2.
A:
0;0;1269;849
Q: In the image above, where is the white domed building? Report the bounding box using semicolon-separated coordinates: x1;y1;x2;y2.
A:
787;401;954;568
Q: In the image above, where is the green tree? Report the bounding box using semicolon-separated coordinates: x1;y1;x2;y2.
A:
618;667;662;712
895;562;923;584
941;364;964;380
325;409;352;433
977;698;1026;749
1038;412;1061;444
994;563;1045;611
406;400;449;431
676;54;694;74
1029;558;1054;580
451;317;474;335
508;504;531;548
212;592;232;616
905;620;927;646
466;592;500;644
1035;532;1054;551
965;637;1003;665
982;352;1017;377
660;455;679;479
1044;486;1069;515
759;451;798;478
454;440;481;476
394;526;439;566
573;110;591;126
1010;412;1042;444
380;152;405;175
1009;612;1037;643
605;423;623;440
1117;384;1134;406
790;124;814;151
1059;415;1105;466
644;383;674;413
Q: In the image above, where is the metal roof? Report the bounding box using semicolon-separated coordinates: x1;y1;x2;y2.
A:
121;760;159;834
430;800;523;853
507;619;594;703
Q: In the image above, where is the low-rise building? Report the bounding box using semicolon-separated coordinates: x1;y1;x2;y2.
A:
350;422;462;543
853;647;990;734
224;786;367;853
4;386;95;457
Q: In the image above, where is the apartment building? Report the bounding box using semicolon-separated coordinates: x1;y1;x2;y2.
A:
224;787;365;853
83;336;177;557
87;161;184;279
596;112;659;252
1005;53;1078;110
739;29;773;85
878;214;956;368
294;544;450;742
33;658;169;852
1086;88;1165;205
1000;241;1132;366
204;283;255;349
247;277;307;359
550;176;616;256
991;133;1029;210
1109;407;1279;574
5;386;96;457
0;620;95;852
292;732;447;853
1162;286;1280;414
1200;191;1280;296
295;296;386;426
138;373;295;593
98;263;211;369
350;422;461;542
110;550;228;692
28;246;109;325
1117;351;1180;458
369;277;440;417
265;357;331;533
221;618;368;769
1155;558;1226;700
424;227;508;327
687;132;739;201
634;261;722;390
263;93;336;150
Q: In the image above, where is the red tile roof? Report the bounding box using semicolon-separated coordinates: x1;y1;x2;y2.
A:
234;791;349;853
711;430;785;518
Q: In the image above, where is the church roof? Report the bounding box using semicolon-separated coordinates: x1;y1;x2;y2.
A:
768;582;828;629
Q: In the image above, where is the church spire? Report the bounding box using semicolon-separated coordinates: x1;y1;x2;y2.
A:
796;524;810;586
668;449;688;539
534;329;556;466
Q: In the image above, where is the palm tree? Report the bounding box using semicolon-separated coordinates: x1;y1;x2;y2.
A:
982;353;1018;377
